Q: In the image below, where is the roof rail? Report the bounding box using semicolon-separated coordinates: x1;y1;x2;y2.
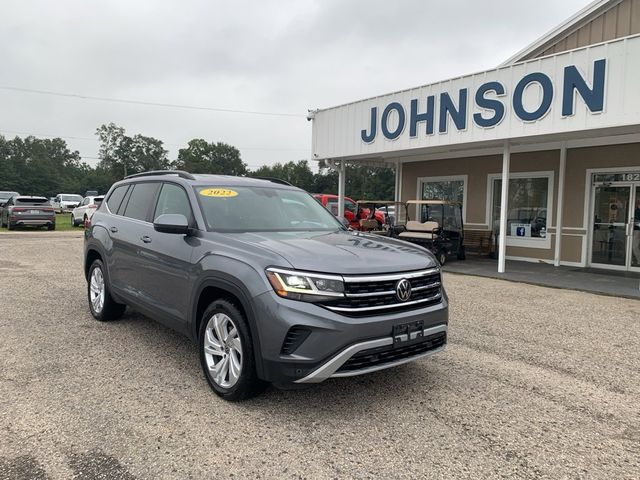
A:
124;170;196;180
254;177;293;186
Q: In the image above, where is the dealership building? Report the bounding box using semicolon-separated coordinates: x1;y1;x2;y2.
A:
309;0;640;273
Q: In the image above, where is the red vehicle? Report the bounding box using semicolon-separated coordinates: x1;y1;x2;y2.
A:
313;194;385;230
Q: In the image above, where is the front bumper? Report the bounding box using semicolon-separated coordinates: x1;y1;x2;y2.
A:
295;323;447;383
252;289;448;384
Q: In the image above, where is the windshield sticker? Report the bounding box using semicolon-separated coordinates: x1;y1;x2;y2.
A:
199;188;238;198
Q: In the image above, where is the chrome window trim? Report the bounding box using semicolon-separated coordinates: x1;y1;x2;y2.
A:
324;292;442;312
295;324;447;383
345;281;441;298
342;268;440;283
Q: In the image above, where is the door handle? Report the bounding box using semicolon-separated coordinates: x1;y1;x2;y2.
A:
110;227;118;233
141;235;152;243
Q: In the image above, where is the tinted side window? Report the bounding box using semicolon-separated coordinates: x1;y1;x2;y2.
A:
123;183;159;221
154;183;193;223
106;186;128;214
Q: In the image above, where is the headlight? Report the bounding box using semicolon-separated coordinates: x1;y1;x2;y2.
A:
266;267;344;302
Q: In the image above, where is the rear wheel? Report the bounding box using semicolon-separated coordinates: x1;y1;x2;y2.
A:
457;245;466;260
87;259;126;321
199;299;266;401
8;221;15;231
438;250;447;266
48;223;55;231
70;214;77;227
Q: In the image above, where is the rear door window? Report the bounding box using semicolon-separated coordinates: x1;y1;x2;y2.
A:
123;183;160;222
106;186;128;213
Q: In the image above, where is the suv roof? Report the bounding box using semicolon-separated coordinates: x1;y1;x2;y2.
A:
119;170;296;189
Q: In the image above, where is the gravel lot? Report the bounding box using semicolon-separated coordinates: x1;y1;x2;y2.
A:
1;234;639;479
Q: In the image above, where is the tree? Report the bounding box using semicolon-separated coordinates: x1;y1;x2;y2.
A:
250;160;316;191
95;123;169;181
174;139;247;176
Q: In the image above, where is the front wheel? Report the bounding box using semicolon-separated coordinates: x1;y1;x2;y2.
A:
199;299;266;401
87;259;126;321
438;250;447;266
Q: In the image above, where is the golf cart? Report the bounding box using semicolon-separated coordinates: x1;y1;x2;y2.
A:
393;200;465;265
354;200;404;235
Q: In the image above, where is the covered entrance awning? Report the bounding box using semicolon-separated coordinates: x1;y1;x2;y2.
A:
309;34;640;272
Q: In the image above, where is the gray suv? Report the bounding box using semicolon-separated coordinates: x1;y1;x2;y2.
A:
84;171;448;400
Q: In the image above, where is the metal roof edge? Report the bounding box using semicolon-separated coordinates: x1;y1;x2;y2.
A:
499;0;621;66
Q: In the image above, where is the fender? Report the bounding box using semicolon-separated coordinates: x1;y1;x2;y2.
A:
84;227;125;304
190;275;266;379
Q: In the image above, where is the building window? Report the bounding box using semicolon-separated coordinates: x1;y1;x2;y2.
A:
491;174;551;241
417;175;466;222
421;180;464;203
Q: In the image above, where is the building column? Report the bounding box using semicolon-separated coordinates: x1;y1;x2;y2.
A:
337;160;346;218
498;142;510;273
554;143;567;267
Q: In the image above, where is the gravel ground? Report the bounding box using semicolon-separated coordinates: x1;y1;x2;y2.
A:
0;235;639;479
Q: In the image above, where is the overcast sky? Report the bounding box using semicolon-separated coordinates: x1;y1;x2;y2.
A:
0;0;592;170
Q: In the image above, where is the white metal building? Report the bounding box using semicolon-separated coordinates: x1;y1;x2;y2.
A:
309;0;640;273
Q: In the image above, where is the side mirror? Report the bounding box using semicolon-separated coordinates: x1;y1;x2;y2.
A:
153;214;190;235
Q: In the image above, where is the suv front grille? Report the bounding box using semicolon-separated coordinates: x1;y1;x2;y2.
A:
320;268;442;317
336;330;446;373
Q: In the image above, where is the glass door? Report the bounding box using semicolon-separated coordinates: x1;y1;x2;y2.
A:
631;186;640;271
591;186;631;268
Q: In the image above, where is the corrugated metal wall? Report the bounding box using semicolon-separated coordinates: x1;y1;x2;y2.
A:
523;0;640;60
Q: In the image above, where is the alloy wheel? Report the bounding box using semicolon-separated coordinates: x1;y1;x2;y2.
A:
203;313;243;388
89;267;105;314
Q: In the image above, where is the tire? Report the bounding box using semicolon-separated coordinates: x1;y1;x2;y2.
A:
8;222;15;231
438;250;447;266
70;214;77;227
83;215;88;228
48;224;55;231
199;299;267;401
457;245;466;260
87;259;126;321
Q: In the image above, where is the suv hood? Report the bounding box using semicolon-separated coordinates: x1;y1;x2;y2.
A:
224;230;436;274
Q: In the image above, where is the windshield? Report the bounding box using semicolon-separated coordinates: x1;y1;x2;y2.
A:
195;186;344;232
62;195;82;202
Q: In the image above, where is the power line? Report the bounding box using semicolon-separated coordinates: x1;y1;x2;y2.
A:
0;85;306;118
0;128;309;152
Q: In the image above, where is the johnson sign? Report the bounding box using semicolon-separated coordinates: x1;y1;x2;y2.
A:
361;59;606;143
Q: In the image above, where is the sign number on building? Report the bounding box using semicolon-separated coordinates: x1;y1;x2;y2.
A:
623;173;640;181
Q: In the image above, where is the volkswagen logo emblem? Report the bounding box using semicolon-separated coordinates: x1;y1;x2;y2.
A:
395;278;412;302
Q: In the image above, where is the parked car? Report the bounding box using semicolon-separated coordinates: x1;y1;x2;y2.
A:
52;194;83;213
71;196;104;227
0;191;20;219
85;171;448;401
313;193;385;230
1;196;55;230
